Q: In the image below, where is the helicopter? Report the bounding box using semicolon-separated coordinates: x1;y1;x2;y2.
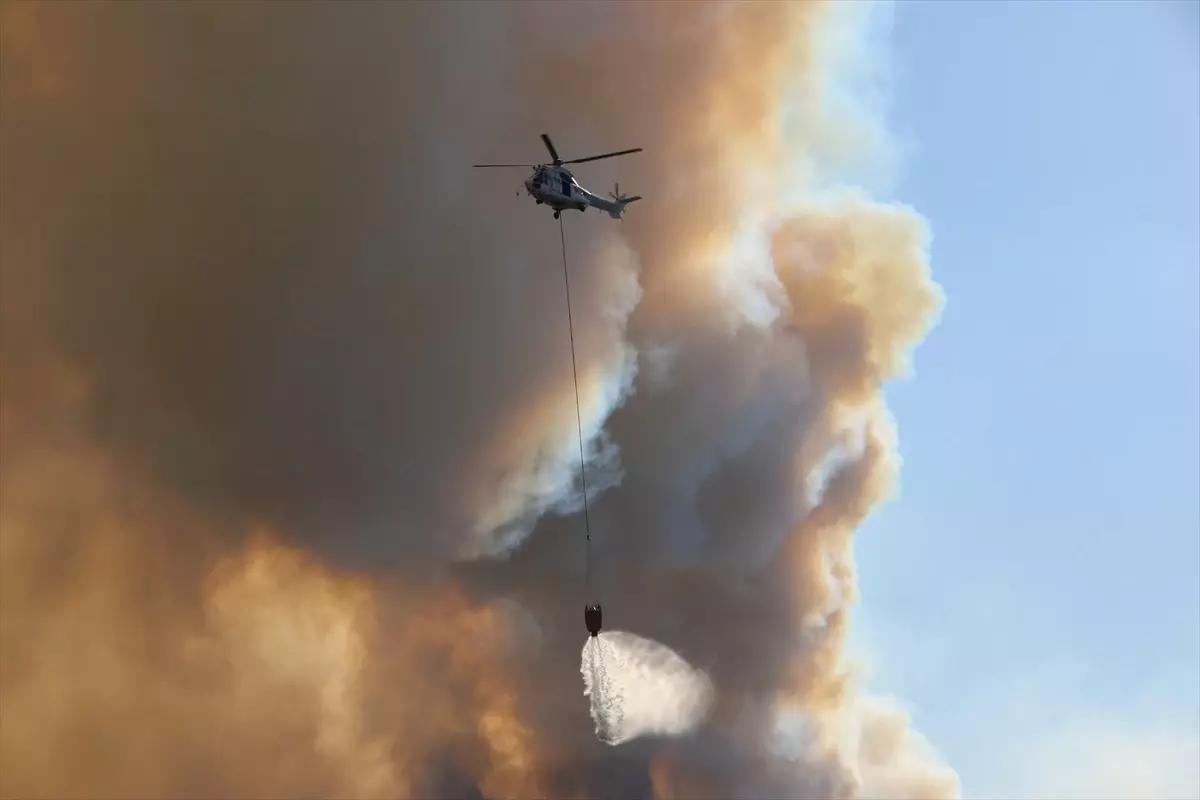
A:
474;133;643;220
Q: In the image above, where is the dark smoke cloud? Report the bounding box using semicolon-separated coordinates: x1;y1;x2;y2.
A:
0;1;958;797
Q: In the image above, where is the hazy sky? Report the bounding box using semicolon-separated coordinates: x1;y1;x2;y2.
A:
850;1;1199;797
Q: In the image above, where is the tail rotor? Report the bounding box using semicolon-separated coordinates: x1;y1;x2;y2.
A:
606;182;642;220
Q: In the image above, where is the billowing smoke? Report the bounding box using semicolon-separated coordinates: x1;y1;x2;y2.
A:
0;1;959;797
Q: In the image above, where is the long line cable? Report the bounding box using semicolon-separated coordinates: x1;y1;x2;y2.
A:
558;215;593;594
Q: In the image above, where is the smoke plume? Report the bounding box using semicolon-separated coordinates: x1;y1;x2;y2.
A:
0;0;959;797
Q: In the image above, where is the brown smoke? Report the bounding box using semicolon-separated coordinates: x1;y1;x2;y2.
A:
0;1;958;797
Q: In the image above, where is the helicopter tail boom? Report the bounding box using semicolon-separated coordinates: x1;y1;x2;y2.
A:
602;182;642;219
605;194;642;219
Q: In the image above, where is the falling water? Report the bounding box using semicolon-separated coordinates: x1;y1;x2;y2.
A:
581;631;715;746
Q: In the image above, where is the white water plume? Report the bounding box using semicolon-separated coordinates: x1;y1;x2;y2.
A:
581;631;715;746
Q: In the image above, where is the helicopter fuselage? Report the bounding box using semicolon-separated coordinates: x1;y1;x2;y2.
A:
524;165;589;213
522;165;639;220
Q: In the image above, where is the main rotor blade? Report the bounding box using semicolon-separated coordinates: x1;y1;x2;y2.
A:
472;163;537;168
540;133;560;162
562;147;643;165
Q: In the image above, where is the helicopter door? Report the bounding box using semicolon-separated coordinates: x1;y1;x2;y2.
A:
560;174;572;198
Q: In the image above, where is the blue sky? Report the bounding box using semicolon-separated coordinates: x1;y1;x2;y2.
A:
850;1;1199;796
